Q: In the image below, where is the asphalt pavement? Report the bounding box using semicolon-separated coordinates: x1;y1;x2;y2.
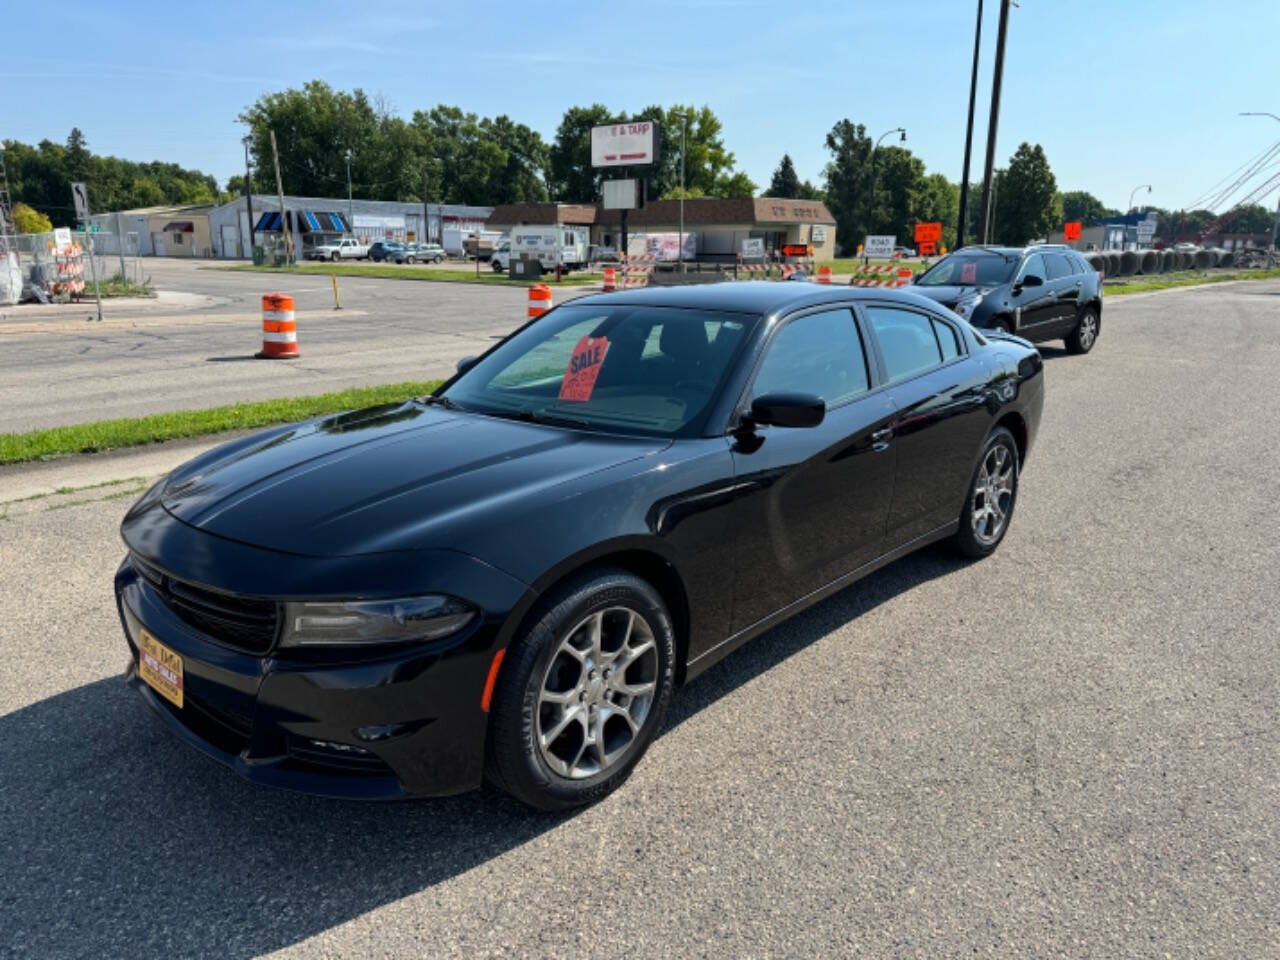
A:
1;278;1278;958
0;259;588;433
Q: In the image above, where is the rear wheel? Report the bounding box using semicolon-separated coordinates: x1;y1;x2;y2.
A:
330;252;339;262
1066;305;1099;354
953;427;1019;558
485;569;676;811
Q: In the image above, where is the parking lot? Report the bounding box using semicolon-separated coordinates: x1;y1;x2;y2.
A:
1;277;1276;956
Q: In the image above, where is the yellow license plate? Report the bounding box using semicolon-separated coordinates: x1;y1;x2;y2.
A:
138;628;184;709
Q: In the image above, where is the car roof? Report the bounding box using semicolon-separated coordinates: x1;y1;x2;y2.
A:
569;281;950;316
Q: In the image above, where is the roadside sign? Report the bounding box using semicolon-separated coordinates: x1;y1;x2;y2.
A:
914;222;942;245
1063;221;1082;243
70;181;90;222
863;235;895;258
603;179;640;210
54;227;72;251
591;122;660;168
1136;215;1158;244
919;241;937;256
811;225;827;242
741;237;765;259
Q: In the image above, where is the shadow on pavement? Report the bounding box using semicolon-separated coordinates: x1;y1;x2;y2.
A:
1;546;964;957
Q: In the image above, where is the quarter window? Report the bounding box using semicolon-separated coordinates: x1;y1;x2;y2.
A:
932;317;960;361
752;309;869;407
866;306;943;383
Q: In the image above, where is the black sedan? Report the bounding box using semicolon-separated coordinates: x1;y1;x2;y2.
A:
116;283;1044;810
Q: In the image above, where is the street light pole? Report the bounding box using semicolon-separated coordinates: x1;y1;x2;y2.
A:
1127;183;1152;216
242;137;255;256
978;0;1012;244
956;0;983;250
866;127;906;260
1240;112;1280;256
344;149;354;229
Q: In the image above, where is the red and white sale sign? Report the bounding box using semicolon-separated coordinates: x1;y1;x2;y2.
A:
558;335;610;403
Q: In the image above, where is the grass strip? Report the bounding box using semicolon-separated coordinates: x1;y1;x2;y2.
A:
1106;267;1280;296
0;379;443;465
212;262;599;287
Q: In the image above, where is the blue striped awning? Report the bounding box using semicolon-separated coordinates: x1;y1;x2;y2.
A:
253;210;350;233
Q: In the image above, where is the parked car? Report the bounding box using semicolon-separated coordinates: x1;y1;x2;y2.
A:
893;245;917;258
116;282;1043;810
368;241;406;263
591;244;621;263
490;239;512;272
309;237;370;261
409;242;446;264
911;244;1103;353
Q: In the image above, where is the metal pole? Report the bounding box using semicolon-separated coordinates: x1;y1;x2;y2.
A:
866;128;905;262
115;211;126;279
243;138;255;255
269;129;292;264
956;0;983;249
679;114;686;272
1127;184;1151;216
85;232;103;322
1240;113;1280;257
978;0;1011;244
345;149;353;225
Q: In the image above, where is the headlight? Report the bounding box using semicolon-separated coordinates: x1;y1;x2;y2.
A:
280;595;476;647
953;294;982;319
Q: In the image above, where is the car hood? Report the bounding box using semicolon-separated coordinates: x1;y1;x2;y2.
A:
159;401;668;558
910;284;994;307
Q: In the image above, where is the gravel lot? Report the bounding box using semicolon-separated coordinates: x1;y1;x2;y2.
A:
1;279;1277;957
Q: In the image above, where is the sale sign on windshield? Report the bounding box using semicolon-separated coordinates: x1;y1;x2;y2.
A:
559;336;610;403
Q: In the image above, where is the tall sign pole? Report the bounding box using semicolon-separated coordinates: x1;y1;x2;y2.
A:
956;0;983;249
71;181;102;321
243;138;256;254
978;0;1011;244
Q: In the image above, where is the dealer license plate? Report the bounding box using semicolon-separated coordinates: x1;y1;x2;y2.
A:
138;628;184;709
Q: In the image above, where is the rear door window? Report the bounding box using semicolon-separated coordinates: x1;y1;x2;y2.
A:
865;306;944;383
1044;253;1072;280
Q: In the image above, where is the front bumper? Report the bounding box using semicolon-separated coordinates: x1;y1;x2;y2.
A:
115;547;529;800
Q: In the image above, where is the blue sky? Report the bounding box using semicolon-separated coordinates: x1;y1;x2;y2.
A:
7;0;1279;212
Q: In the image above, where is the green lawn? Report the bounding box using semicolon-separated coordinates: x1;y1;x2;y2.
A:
827;257;933;274
212;262;599;287
0;379;443;465
1105;267;1280;296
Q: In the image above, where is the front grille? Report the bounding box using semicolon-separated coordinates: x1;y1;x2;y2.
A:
132;554;280;654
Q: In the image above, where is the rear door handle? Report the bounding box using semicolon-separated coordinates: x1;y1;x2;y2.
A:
871;427;893;450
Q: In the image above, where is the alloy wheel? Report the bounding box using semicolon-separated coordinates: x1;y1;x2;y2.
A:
536;606;658;780
971;444;1014;546
1078;311;1097;350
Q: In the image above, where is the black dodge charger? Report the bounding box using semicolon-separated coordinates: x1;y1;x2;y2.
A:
117;282;1044;810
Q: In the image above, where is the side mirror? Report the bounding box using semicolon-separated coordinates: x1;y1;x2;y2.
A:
748;392;825;429
1020;274;1044;288
456;355;479;374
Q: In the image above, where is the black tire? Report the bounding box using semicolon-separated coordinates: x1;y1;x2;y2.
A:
485;568;676;811
988;317;1012;335
492;261;504;273
1065;304;1099;354
330;252;339;262
953;426;1019;559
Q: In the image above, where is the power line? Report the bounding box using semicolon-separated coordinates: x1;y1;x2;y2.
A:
1183;139;1278;209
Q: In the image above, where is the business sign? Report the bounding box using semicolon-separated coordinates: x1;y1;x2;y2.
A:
70;181;89;222
863;235;895;258
914;221;942;245
645;232;696;262
811;225;827;242
1136;214;1158;244
602;179;639;210
352;214;405;230
1063;221;1082;243
740;237;765;259
591;121;660;168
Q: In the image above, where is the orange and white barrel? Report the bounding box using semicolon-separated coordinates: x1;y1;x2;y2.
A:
256;293;299;358
602;265;617;291
817;265;832;284
528;284;552;319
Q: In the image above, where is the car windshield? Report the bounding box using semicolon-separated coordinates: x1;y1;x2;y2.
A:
441;304;759;438
916;252;1017;287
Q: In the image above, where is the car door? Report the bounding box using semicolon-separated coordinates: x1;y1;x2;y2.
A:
1011;253;1056;337
1043;252;1081;334
862;303;994;547
728;305;897;633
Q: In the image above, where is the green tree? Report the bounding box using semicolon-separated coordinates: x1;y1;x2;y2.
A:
797;179;825;202
548;103;618;201
1060;190;1113;227
821;119;873;253
13;202;53;233
915;173;960;250
867;145;926;242
1225;203;1275;234
767;154;800;198
713;170;757;198
479;115;549;204
993;143;1059;244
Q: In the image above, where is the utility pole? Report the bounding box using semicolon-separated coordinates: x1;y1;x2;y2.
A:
243;138;255;255
978;0;1012;244
865;128;906;262
115;210;127;278
677;112;687;271
956;0;983;249
344;149;354;227
269;129;292;264
1239;112;1280;257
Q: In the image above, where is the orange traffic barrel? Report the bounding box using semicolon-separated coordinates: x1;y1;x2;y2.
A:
817;265;832;284
602;265;617;291
528;284;552;319
256;293;299;358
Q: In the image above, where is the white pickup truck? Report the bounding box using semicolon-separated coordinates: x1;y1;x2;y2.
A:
307;237;369;261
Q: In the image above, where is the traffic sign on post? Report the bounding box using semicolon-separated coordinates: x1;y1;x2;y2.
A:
863;235;895;258
914;221;942;246
1063;221;1082;243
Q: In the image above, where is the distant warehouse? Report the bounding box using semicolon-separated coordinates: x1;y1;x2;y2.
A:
486;197;838;262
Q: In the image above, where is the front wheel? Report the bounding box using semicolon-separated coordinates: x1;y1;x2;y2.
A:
492;261;504;273
485;569;676;811
1065;305;1099;354
330;252;340;262
953;427;1019;559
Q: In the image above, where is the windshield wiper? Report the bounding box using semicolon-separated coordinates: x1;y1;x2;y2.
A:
420;394;461;410
479;406;595;430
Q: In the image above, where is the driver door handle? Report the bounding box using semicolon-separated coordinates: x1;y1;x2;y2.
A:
871;427;893;451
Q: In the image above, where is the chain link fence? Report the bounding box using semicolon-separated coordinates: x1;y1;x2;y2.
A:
0;231;146;304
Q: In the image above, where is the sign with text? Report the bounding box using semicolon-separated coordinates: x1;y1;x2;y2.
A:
918;241;937;256
1063;221;1082;243
914;221;942;245
559;335;610;403
863;235;895;258
54;227;72;252
591;122;660;168
740;237;765;259
1136;214;1158;244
